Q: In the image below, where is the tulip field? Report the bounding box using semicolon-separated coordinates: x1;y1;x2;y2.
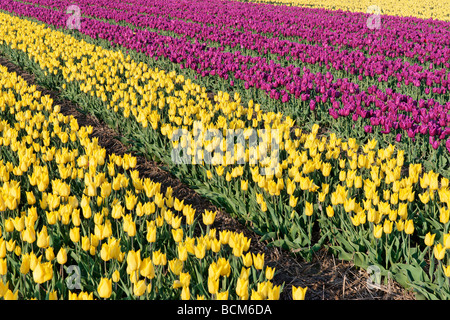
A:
0;0;449;301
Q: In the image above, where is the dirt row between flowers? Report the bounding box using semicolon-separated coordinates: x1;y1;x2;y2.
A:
0;55;415;300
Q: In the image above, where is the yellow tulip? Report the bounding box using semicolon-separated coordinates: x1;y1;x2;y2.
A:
81;236;91;251
268;284;281;300
236;277;249;299
404;219;414;235
97;278;112;299
140;258;155;279
434;243;446;260
100;243;111;262
127;220;137;237
444;234;450;249
32;262;52;284
440;207;450;224
304;201;313;216
152;249;167;266
373;224;383;239
111;203;124;219
202;210;216;226
20;254;31;274
265;266;275;280
383;220;393;234
133;279;147;297
3;289;18;300
292;285;307;300
169;258;183;276
252;253;264;270
0;258;7;275
172;228;184;243
289;195;298;208
179;272;191;288
425;232;436;247
70;227;80;243
207;277;219;295
125;191;138;211
111;270;120;283
443;265;450;278
216;290;228;300
241;180;248;191
127;250;141;272
56;247;67;265
45;247;55;261
194;241;206;260
396;220;404;232
26;191;36;205
48;291;58;300
320;206;333;220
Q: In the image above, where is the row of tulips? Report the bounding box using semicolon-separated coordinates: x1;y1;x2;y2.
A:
2;0;450;179
0;33;296;301
42;0;450;68
27;0;450;104
1;11;450;299
254;0;450;22
19;0;450;129
16;0;450;115
27;0;450;67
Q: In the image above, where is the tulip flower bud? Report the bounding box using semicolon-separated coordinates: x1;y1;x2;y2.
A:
373;224;383;239
265;266;275;280
140;258;155;279
443;265;450;278
127;250;141;272
236;277;249;298
172;228;183;243
434;243;446;260
168;258;183;276
20;254;30;274
425;232;436;247
70;227;80;243
202;210;216;226
112;270;120;283
292;286;307;300
100;244;111;262
0;240;5;259
211;238;221;253
444;234;450;249
404;219;415;235
48;291;58;300
252;253;264;270
208;277;219;295
32;262;46;284
56;247;68;265
97;278;112;299
133;280;147;297
326;205;335;218
304;201;313;216
45;247;55;261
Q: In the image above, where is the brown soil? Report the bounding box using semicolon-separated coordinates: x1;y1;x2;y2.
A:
0;55;416;300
